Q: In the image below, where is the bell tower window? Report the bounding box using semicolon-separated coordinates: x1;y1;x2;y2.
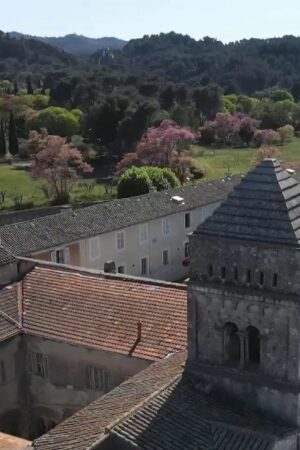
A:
223;323;240;366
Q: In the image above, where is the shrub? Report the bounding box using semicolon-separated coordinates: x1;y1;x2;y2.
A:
277;124;294;144
117;167;151;198
253;145;282;165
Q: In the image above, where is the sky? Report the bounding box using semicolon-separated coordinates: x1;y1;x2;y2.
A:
1;0;300;43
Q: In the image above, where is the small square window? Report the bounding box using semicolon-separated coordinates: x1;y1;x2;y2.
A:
185;213;191;229
162;250;169;265
117;265;125;274
116;231;125;250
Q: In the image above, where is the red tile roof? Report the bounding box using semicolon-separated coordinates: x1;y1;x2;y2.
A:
2;265;187;361
0;284;21;341
0;432;31;450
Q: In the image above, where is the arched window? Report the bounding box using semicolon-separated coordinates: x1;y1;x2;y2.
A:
247;326;260;365
223;322;240;366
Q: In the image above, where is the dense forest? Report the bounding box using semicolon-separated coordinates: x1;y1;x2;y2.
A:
2;30;300;161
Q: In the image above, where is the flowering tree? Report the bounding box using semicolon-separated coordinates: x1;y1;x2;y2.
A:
253;129;279;147
116;120;198;182
29;129;93;204
210;113;241;145
238;116;260;146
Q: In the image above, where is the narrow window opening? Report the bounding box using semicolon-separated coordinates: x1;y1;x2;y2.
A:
221;266;226;280
223;323;240;366
247;326;260;365
273;273;278;287
208;264;213;278
184;213;191;228
246;270;251;283
234;267;238;282
259;271;264;286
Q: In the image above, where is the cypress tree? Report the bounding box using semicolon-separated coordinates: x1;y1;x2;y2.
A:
0;120;6;157
26;76;33;95
8;112;19;156
14;80;19;95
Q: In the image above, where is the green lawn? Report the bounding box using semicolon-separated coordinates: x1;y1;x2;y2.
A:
0;164;114;211
192;137;300;180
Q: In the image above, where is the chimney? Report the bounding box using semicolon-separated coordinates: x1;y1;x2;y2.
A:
137;321;142;341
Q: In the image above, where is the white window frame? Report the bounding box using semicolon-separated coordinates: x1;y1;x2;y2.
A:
117;264;126;274
88;236;101;261
140;256;149;276
139;223;149;245
162;218;170;236
116;231;125;251
184;212;191;229
162;249;170;266
51;247;70;265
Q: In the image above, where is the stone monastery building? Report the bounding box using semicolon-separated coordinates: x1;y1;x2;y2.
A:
2;159;300;449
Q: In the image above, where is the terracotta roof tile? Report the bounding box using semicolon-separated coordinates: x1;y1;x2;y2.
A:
22;266;187;360
0;433;31;450
0;284;21;341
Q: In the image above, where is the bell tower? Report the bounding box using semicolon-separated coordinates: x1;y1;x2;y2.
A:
188;159;300;425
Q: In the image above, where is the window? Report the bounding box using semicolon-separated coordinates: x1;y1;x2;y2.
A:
223;323;240;366
0;361;6;384
184;213;191;229
208;264;213;277
162;218;170;236
86;366;111;392
162;250;169;266
116;231;125;250
221;267;226;280
259;271;264;286
28;352;48;378
246;270;251;283
51;248;70;265
117;265;125;274
234;267;238;282
141;257;148;275
273;273;278;287
139;224;149;244
88;236;100;260
184;242;189;258
246;326;260;365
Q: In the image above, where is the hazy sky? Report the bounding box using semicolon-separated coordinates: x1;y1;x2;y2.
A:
1;0;300;42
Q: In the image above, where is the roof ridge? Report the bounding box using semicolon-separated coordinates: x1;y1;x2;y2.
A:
0;309;22;331
86;371;183;450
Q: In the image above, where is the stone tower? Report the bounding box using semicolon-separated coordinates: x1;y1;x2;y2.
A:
188;159;300;426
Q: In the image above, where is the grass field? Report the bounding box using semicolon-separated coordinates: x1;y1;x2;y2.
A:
191;137;300;180
0;165;114;211
0;138;299;211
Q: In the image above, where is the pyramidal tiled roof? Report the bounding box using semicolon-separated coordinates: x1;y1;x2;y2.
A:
196;159;300;246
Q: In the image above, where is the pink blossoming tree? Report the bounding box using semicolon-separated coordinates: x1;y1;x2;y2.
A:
116;120;198;182
29;129;93;204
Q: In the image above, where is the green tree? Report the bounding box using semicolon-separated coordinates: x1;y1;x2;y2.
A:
0;119;6;156
8;111;19;155
26;107;80;137
117;167;151;198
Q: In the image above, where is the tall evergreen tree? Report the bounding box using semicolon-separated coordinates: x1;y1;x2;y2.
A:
14;80;19;95
26;76;34;95
8;112;19;155
0;120;6;157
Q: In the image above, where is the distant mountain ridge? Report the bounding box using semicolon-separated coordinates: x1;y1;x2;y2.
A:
9;32;127;55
